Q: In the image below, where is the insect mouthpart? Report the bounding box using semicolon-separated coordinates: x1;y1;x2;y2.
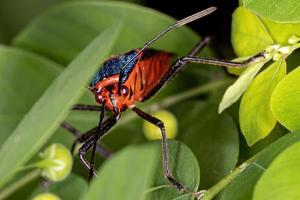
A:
88;85;100;94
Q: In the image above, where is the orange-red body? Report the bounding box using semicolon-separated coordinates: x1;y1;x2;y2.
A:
90;49;173;112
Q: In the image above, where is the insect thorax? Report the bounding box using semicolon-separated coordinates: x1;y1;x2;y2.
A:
90;50;138;87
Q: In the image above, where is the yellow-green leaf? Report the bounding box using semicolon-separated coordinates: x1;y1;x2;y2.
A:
262;18;300;45
271;66;300;131
231;7;273;57
240;59;286;146
253;142;300;200
219;59;268;113
242;0;300;23
219;130;300;200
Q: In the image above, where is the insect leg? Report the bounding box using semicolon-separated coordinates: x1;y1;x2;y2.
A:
188;36;211;56
180;51;265;68
88;104;106;180
78;135;98;176
118;7;217;91
77;113;120;177
72;104;102;111
131;107;184;191
142;37;211;100
60;122;111;158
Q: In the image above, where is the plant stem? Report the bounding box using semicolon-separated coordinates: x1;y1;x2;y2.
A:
159;79;230;108
118;79;230;126
200;156;256;200
0;169;40;199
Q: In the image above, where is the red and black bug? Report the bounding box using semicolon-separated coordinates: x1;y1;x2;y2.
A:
61;6;265;197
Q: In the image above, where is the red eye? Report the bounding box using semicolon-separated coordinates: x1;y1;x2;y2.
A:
95;95;104;104
120;85;129;96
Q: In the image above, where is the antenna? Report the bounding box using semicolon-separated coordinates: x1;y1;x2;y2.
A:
118;6;217;89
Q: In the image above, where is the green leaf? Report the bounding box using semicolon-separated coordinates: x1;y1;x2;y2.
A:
240;59;286;146
232;7;300;57
231;7;273;57
0;23;122;188
218;130;300;200
271;66;300;131
245;124;288;158
174;101;239;188
29;174;88;200
226;56;250;76
13;1;199;65
0;46;62;144
242;0;300;23
219;59;268;113
81;141;200;200
262;18;300;45
146;141;200;200
253;141;300;200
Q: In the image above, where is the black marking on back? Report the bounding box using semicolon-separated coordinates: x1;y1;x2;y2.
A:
139;66;144;90
134;73;137;93
129;87;133;100
140;49;160;60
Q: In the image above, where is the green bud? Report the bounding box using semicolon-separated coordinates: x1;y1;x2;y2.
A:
32;193;61;200
37;143;73;182
264;44;280;60
288;35;300;45
273;52;283;61
265;44;280;54
143;110;178;140
278;46;292;55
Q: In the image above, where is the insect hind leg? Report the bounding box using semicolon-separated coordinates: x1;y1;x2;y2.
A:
132;107;185;191
180;51;266;68
141;37;210;101
142;37;266;101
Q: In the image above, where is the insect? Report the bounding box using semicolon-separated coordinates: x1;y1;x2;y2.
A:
61;6;265;197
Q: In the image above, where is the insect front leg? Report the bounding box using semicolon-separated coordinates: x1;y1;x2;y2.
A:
84;114;120;179
60;123;111;158
78;135;98;176
131;107;185;191
61;113;120;179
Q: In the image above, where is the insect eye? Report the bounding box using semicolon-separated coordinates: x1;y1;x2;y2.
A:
95;95;104;104
120;85;129;96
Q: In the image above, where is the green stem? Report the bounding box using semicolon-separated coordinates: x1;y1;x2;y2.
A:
0;169;40;199
117;79;230;126
200;156;256;200
159;79;230;108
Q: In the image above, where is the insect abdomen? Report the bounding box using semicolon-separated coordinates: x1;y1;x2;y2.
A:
124;49;174;102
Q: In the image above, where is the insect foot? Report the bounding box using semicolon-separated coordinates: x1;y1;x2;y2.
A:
194;190;206;200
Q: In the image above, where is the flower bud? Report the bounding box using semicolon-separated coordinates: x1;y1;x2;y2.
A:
143;110;178;140
37;143;73;182
278;46;292;55
32;193;61;200
273;52;283;61
265;44;280;53
288;35;300;44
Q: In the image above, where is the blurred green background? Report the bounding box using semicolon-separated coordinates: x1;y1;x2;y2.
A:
0;0;237;55
1;0;300;200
